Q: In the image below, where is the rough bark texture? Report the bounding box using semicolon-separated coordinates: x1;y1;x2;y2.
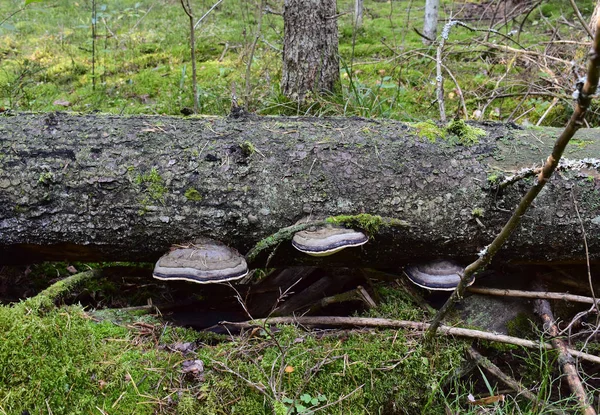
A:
0;113;599;268
281;0;339;101
422;0;439;44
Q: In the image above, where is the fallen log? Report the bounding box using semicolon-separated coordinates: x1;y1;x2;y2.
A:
0;112;599;267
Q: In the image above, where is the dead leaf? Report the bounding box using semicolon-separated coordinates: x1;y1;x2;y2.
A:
181;359;204;375
467;394;505;405
53;99;71;107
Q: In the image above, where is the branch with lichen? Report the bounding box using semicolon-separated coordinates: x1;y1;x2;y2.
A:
497;158;600;189
425;17;600;342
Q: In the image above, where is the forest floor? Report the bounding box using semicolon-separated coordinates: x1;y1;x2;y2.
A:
1;0;600;414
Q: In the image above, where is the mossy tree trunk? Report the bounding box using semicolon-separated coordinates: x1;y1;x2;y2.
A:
281;0;340;101
0;113;599;268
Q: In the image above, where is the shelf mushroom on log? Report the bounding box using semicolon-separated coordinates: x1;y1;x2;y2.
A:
153;239;248;284
403;260;473;291
291;223;369;256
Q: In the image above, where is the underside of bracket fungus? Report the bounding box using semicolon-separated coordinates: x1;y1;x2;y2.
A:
403;260;472;291
292;223;369;257
153;238;248;284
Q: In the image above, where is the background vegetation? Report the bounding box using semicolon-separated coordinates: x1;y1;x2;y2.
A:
0;0;597;124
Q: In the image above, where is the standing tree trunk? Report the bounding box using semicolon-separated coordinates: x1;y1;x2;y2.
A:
354;0;363;28
591;1;600;36
281;0;340;102
422;0;439;45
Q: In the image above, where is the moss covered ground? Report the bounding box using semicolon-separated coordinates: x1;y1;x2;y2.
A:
0;275;470;415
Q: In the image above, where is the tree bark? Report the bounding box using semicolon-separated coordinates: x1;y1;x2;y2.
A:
354;0;363;28
422;0;439;44
0;113;599;268
281;0;339;101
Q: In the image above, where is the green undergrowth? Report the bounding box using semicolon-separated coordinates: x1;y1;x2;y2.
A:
1;0;596;124
2;273;593;413
0;280;468;414
0;301;180;414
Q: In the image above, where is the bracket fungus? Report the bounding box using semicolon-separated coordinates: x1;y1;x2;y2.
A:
153;239;248;284
292;223;369;257
403;260;472;291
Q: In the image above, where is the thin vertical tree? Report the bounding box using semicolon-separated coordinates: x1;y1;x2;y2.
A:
181;0;199;114
422;0;439;44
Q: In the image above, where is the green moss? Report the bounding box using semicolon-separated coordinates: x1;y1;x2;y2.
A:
327;213;384;234
570;139;594;149
471;207;484;218
412;121;445;142
445;119;486;145
38;171;54;184
135;167;167;203
506;312;534;339
240;140;256;157
184;187;203;201
487;173;500;184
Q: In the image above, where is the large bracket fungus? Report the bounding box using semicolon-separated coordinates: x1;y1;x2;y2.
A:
292;223;369;257
403;260;473;291
153;239;248;284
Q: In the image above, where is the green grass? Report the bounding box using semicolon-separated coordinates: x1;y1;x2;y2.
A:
0;0;597;124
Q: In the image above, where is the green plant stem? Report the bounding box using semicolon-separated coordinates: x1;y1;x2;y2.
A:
424;17;600;342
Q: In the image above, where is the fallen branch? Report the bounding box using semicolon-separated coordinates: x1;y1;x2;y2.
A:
24;269;100;311
467;347;539;404
425;16;600;341
467;287;600;306
533;283;596;415
218;316;600;365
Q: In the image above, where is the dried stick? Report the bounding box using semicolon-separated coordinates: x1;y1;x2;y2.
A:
533;284;596;415
414;52;468;119
180;0;199;113
467;287;600;306
424;17;600;342
467;347;539;404
193;0;224;29
219;316;600;365
244;0;265;110
569;0;594;40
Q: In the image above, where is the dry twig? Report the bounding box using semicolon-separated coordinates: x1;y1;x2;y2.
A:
467;347;539;404
533;283;596;415
219;316;600;365
467;286;600;306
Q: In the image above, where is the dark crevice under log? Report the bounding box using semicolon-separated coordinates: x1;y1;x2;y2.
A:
0;113;599;268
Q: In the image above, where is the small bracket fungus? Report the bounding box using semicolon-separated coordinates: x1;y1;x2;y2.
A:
153;239;248;284
292;224;369;257
403;259;473;291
